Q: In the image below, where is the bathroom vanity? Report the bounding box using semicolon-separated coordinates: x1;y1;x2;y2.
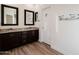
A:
0;27;39;51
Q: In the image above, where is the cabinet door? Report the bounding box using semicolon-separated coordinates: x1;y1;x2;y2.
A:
31;30;39;41
1;33;12;50
0;34;3;50
21;31;36;44
27;30;39;43
33;30;39;41
1;32;21;50
21;31;28;44
8;32;22;49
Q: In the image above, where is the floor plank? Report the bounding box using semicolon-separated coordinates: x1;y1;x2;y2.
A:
0;42;63;55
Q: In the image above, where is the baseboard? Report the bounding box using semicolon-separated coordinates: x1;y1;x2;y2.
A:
51;45;64;55
39;41;63;55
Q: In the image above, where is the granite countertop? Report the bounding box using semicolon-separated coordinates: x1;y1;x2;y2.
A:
0;27;39;34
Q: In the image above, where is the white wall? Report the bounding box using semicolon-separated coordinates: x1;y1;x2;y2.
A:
0;4;39;29
39;4;79;55
54;4;79;55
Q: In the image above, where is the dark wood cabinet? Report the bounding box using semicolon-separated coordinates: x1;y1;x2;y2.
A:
0;29;39;51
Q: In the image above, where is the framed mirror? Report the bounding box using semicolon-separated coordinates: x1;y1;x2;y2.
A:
1;4;18;26
24;10;34;25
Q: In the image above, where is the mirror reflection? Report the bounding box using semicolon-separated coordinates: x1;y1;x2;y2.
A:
4;7;16;24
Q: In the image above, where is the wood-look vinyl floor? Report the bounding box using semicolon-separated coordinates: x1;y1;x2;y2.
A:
0;42;63;55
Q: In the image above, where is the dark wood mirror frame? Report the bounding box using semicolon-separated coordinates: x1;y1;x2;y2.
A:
24;10;34;25
35;12;38;22
1;4;18;26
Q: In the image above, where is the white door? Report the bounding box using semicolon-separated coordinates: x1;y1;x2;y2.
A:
40;7;52;45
